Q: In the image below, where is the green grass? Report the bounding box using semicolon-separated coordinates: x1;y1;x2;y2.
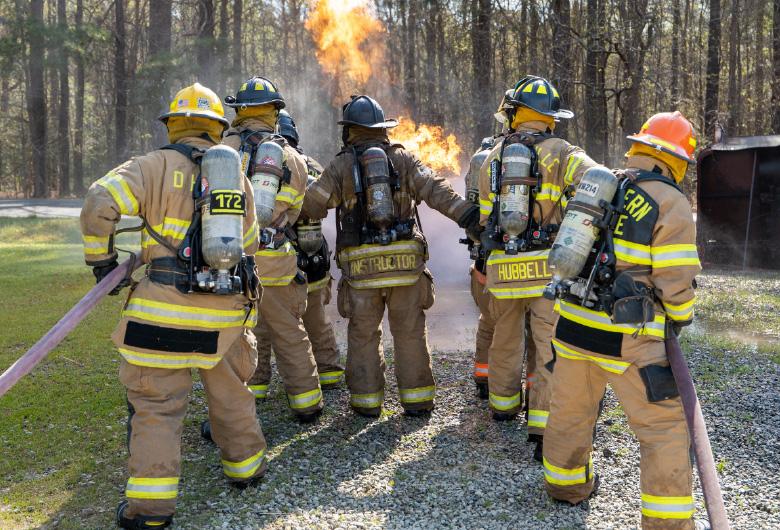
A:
0;218;140;529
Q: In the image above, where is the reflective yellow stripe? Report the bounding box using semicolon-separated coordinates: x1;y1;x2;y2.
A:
141;217;190;248
307;276;330;292
249;384;269;398
319;371;344;384
399;385;436;404
256;241;297;257
613;238;652;265
222;448;266;479
535;183;562;202
126;477;179;500
351;391;384;409
486;249;550;265
527;409;549;428
82;234;110;255
244;221;258;250
543;456;593;486
651;244;700;268
97;171;139;215
552;340;631;374
288;388;323;409
489;391;522;411
564;154;585;185
557;300;666;338
663;297;695;321
339;241;424;261
119;348;221;370
487;285;546;299
123;298;251;329
258;274;296;286
276;185;300;205
641;493;695;519
349;274;421;289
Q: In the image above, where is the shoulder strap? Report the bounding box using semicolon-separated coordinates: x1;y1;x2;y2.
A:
160;143;205;164
631;169;682;193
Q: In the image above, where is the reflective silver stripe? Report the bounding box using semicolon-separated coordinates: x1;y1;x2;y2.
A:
118;349;220;369
489;392;522;411
97;172;138;214
124;300;246;327
528;410;549;427
222;449;266;478
613;241;651;264
543;466;587;484
249;385;268;398
642;500;695;513
349;276;421;289
341;242;422;260
488;286;546;299
319;372;344;384
288;389;322;409
558;301;665;336
399;386;435;403
350;392;383;408
126;483;178;494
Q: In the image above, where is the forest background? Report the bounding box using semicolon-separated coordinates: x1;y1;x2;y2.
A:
0;0;778;198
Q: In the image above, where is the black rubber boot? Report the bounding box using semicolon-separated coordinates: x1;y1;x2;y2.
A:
475;382;489;400
116;501;173;529
352;407;382;418
296;409;322;424
492;411;518;422
527;434;544;463
200;420;214;443
403;407;433;418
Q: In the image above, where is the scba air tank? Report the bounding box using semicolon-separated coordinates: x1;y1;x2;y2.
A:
360;147;395;241
466;149;489;204
296;177;324;255
498;142;534;254
201;145;244;276
251;141;284;229
547;166;619;283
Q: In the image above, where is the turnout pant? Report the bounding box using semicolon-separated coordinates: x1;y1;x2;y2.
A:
120;333;267;518
469;267;494;386
543;345;694;529
337;273;436;415
250;282;323;415
487;295;555;420
254;280;344;393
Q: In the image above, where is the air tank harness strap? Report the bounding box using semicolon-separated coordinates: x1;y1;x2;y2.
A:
147;256;189;286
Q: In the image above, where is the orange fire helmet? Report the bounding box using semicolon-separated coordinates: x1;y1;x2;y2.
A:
626;111;697;164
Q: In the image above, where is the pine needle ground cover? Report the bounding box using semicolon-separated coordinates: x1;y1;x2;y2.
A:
0;218;778;529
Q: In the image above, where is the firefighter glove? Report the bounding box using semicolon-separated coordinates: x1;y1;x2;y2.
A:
92;260;129;296
458;205;483;242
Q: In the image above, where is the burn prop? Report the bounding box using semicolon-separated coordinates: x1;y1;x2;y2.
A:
0;254;142;398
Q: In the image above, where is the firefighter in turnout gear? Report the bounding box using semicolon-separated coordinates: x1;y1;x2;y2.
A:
222;77;323;422
253;109;345;394
302;95;479;417
542;111;702;529
81;83;268;529
477;76;598;456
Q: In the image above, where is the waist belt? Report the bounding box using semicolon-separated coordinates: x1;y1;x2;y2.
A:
147;257;189;286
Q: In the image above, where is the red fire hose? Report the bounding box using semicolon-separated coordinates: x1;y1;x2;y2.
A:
0;254;142;398
666;334;730;529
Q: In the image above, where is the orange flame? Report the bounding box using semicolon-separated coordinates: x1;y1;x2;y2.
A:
390;117;462;175
305;0;462;175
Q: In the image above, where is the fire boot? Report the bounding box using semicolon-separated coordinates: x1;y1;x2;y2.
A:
116;501;172;529
552;474;601;507
404;406;433;418
296;408;322;424
200;420;214;443
492;410;518;422
476;381;489;400
528;434;544;463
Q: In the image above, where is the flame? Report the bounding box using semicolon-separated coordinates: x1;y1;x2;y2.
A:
390;117;462;175
305;0;462;176
304;0;385;103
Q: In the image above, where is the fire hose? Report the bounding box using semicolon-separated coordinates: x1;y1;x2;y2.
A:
0;254;142;398
667;333;730;530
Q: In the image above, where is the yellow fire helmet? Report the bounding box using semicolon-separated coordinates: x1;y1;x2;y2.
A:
158;83;229;129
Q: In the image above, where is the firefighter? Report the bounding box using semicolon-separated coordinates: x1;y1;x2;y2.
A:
81;83;267;529
222;77;323;422
542;112;703;529
477;76;598;461
253;109;345;395
302;95;480;417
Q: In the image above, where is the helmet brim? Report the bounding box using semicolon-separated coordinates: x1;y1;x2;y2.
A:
337;119;399;128
158;110;229;128
224;99;286;110
509;100;574;120
626;134;696;164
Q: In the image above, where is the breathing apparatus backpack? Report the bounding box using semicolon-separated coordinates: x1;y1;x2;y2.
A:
337;143;420;247
144;144;259;300
545;168;682;326
483;131;558;255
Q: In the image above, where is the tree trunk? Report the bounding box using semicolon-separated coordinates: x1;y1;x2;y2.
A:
584;0;607;163
149;0;172;147
671;0;681;105
471;0;492;144
28;0;47;197
704;0;722;139
772;0;780;133
73;0;85;194
551;0;572;137
233;0;242;88
115;0;127;163
57;0;70;196
726;0;740;135
197;0;215;86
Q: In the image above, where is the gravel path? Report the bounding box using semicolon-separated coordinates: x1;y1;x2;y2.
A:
170;333;779;530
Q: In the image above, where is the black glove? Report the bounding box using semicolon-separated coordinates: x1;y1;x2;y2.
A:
479;228;502;252
92;260;129;295
457;205;483;242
